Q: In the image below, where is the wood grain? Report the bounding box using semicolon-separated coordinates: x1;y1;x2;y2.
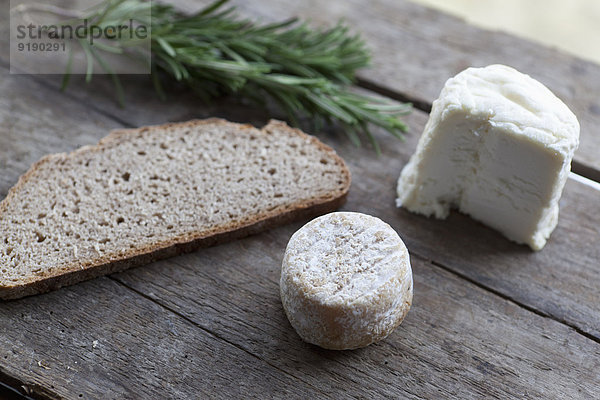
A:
4;66;597;340
0;75;120;198
175;0;600;181
0;67;599;397
1;1;600;396
0;277;328;399
113;244;600;399
2;0;599;180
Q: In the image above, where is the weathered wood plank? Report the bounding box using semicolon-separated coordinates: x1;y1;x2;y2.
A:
1;37;599;399
113;242;600;399
2;0;599;180
219;0;600;181
0;68;331;398
0;74;272;197
0;75;120;197
0;277;327;399
338;114;600;339
1;61;599;339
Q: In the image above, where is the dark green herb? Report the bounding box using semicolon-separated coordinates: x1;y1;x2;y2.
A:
63;0;411;150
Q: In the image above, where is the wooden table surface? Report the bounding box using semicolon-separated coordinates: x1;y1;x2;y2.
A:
1;0;599;398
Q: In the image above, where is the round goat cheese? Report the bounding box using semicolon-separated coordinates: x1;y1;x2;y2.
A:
280;212;413;350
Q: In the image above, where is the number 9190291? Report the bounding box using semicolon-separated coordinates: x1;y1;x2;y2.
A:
17;42;66;51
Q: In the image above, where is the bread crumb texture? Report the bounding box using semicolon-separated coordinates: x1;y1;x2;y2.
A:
280;212;413;350
0;119;350;297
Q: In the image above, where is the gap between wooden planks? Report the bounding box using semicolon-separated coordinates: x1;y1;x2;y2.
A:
1;0;600;181
0;249;598;398
0;66;600;397
0;276;332;399
3;64;599;339
172;0;600;182
2;0;599;184
0;234;598;398
0;24;596;400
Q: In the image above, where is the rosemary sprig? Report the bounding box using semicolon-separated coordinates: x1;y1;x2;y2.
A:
66;0;411;149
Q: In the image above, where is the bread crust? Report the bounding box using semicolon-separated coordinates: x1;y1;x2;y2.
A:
0;119;351;300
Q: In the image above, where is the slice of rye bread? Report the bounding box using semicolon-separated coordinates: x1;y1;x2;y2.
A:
0;119;351;300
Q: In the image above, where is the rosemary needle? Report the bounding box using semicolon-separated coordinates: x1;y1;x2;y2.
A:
63;0;412;151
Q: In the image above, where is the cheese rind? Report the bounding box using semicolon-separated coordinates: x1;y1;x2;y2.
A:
280;212;413;350
396;65;579;250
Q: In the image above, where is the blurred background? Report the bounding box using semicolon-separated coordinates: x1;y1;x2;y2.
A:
412;0;600;64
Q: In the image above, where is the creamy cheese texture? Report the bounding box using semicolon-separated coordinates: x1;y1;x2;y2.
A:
396;64;579;250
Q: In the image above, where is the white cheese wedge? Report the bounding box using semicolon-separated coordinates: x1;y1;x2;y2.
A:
396;64;579;250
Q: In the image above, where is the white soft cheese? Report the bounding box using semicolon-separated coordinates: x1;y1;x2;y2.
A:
396;64;579;250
